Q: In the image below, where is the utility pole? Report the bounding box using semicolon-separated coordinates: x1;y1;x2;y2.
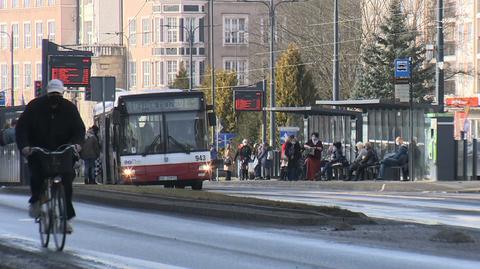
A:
436;0;444;113
269;0;276;147
333;0;339;101
210;0;216;145
189;21;194;92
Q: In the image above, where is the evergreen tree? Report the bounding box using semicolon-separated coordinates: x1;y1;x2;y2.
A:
170;64;190;90
200;69;237;133
275;43;316;127
353;0;434;101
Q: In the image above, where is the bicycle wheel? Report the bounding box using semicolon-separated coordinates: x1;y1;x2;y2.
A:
51;183;67;251
38;200;50;248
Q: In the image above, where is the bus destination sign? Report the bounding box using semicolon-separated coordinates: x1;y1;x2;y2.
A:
234;90;263;111
125;97;201;114
49;56;91;87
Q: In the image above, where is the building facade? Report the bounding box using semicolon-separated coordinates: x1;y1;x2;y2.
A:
0;0;77;105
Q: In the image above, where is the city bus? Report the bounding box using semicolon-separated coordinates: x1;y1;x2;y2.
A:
93;89;213;190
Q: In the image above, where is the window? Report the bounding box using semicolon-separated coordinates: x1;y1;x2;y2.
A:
36;0;42;7
184;5;199;12
167;17;177;42
142;18;151;45
154;17;163;43
129;61;136;88
24;63;31;88
24;23;31;48
84;21;92;44
12;24;19;49
0;0;6;8
83;0;92;4
13;64;19;89
47;21;55;42
224;59;248;85
0;25;7;49
48;0;54;5
155;61;163;86
36;63;42;80
24;0;30;8
0;64;7;90
165;48;177;55
128;19;136;46
167;60;177;85
143;61;151;87
35;22;43;48
163;5;179;12
12;0;19;8
224;16;247;45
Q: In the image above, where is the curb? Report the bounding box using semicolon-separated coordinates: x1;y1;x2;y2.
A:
1;186;372;226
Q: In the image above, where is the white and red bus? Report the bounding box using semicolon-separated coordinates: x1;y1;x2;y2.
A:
94;89;213;190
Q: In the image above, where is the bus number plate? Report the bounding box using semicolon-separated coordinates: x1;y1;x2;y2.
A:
158;176;177;181
195;155;206;161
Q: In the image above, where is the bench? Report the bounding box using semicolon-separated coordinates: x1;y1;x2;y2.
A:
332;163;347;180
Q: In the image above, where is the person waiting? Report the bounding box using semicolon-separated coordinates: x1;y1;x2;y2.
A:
347;142;377;181
304;132;323;181
376;137;408;180
322;142;348;180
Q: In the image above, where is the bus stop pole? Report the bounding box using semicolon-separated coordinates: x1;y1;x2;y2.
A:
408;59;414;182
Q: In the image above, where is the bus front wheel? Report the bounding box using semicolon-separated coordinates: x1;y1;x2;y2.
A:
191;181;203;190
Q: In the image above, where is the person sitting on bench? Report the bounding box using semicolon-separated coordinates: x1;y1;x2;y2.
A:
322;142;348;180
376;137;408;180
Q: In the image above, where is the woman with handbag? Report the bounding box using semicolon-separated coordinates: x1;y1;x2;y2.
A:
304;132;323;180
223;143;234;181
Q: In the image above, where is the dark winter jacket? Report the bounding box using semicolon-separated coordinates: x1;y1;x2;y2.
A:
391;144;408;164
15;95;86;151
80;133;101;160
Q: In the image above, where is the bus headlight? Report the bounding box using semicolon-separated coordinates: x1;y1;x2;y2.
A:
122;168;135;177
199;164;211;172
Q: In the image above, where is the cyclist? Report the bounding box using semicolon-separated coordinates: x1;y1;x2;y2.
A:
16;79;86;233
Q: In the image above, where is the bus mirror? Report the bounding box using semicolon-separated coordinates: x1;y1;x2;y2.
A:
208;112;216;126
112;108;121;125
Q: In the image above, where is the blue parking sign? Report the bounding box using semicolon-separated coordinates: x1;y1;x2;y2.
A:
394;58;411;79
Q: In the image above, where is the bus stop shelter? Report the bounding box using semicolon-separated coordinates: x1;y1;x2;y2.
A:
316;99;434;180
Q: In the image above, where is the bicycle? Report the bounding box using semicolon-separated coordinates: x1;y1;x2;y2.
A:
31;144;78;251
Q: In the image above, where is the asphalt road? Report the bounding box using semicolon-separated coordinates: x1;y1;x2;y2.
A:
206;184;480;229
1;193;480;269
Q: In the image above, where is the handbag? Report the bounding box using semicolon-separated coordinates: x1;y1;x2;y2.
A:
224;157;232;165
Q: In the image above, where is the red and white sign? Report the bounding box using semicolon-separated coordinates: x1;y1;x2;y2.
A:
445;97;479;107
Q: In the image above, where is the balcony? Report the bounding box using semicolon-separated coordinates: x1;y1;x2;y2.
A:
74;44;125;57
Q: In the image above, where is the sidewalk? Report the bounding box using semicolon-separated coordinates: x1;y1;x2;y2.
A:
205;178;480;193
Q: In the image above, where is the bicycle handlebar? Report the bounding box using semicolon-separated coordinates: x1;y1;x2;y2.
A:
30;144;78;156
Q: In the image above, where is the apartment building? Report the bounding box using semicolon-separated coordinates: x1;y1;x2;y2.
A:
122;0;270;91
0;0;77;105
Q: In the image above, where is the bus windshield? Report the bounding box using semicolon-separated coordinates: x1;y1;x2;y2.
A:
121;111;207;155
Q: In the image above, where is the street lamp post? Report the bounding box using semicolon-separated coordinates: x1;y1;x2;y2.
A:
168;22;205;92
238;0;300;148
0;30;14;106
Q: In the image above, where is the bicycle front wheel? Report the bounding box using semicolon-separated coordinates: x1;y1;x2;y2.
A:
51;183;67;251
38;201;50;248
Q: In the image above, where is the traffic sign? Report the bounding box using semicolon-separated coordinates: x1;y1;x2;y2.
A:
394;84;409;103
0;91;5;106
394;58;411;80
216;133;236;148
279;127;300;144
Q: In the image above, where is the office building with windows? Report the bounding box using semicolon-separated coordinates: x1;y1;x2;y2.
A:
0;0;77;104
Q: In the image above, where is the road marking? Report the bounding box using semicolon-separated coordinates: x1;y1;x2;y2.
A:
18;218;33;222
